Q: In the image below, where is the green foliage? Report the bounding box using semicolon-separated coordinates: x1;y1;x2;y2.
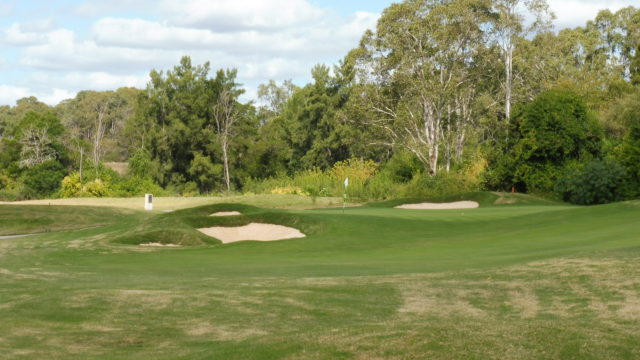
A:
600;89;640;140
127;148;153;179
555;159;629;205
487;89;603;194
60;163;167;198
21;160;66;199
244;155;485;201
188;152;223;193
111;176;167;197
59;172;111;198
619;118;640;195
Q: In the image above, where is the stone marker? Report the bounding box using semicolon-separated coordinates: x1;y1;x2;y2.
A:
145;194;153;211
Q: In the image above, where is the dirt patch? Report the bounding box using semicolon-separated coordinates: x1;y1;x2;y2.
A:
398;283;488;318
210;211;242;217
395;201;479;210
198;223;305;243
508;287;539;318
104;162;128;175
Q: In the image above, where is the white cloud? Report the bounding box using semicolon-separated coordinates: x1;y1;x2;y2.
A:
38;88;76;105
73;0;156;17
549;0;637;29
28;72;148;92
91;14;376;57
0;0;381;106
0;84;76;107
3;23;46;46
20;29;179;72
0;85;29;106
159;0;326;31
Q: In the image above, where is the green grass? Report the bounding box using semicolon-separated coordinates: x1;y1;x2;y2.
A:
0;194;639;359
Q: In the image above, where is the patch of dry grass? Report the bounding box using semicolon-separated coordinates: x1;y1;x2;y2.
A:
0;194;346;211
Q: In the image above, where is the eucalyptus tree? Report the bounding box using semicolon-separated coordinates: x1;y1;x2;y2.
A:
211;69;245;192
58;88;138;169
257;79;298;123
589;7;640;82
355;0;493;176
490;0;553;121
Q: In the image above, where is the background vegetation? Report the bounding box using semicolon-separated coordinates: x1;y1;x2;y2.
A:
1;0;639;205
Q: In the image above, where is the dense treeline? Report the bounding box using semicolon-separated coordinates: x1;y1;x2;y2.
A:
1;0;639;204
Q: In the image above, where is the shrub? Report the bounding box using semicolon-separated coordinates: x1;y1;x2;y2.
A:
21;160;67;199
554;159;629;205
486;89;603;194
84;179;111;197
60;172;84;197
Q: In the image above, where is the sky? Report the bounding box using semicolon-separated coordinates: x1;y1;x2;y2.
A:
0;0;638;106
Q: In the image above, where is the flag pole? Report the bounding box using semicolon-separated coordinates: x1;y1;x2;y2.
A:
343;177;349;213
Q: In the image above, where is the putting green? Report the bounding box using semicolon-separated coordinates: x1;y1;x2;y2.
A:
0;193;639;359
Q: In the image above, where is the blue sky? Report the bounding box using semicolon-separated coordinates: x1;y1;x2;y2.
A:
0;0;637;106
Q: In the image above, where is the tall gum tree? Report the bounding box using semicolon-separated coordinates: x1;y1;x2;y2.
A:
211;69;244;193
355;0;492;176
490;0;553;121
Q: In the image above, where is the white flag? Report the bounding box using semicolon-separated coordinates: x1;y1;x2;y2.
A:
344;177;349;188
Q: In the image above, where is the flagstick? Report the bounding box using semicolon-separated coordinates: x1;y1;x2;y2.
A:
343;177;349;214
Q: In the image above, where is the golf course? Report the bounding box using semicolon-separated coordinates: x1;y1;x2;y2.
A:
1;192;639;359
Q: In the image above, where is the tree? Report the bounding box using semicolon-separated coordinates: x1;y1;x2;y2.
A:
58;88;139;170
488;89;602;193
490;0;553;120
555;159;629;205
212;69;243;192
133;57;254;193
619;113;640;195
265;63;356;173
134;56;213;188
355;0;493;175
257;79;298;123
15;111;65;168
21;160;67;199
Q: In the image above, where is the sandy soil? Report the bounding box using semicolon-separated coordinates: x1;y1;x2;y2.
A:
210;211;242;217
395;201;479;210
197;223;306;244
139;242;181;247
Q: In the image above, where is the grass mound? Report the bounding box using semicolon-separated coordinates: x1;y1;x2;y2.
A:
112;203;323;246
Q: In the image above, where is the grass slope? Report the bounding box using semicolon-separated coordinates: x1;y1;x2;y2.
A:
0;205;144;236
0;194;639;359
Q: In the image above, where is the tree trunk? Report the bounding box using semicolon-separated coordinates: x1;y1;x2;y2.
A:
505;44;513;121
222;138;230;193
80;147;83;183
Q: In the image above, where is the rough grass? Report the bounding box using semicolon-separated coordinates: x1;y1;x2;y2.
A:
0;194;346;212
0;205;143;236
0;194;639;359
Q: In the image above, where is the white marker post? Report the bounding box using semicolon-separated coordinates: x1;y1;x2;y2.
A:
343;177;349;212
144;194;153;211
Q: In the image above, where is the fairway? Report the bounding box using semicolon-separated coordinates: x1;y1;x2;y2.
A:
1;194;639;359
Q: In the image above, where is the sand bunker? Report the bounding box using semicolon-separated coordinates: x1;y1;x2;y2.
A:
197;223;306;244
140;242;181;247
210;211;242;217
395;201;479;210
